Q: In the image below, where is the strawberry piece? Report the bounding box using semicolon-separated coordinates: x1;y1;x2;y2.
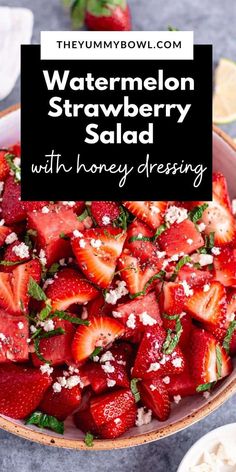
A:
57;201;85;214
213;246;236;287
213;172;231;210
72;316;124;363
40;373;81;421
74;407;99;435
0;364;52;419
177;266;213;287
167;368;197;398
45;268;99;311
0;225;11;247
81;357;129;394
118;250;163;295
31;318;75;367
86;293;112;318
2;176;25;224
158;219;204;257
123;201;167;230
9;143;21;157
0;259;41;315
132;325;185;380
90;201;120;226
0;310;28;362
85;1;131;31
125;219;159;263
90;388;135;427
1;241;31;273
27;207;84;267
185;281;227;330
200;196;236;247
71;227;126;289
139;378;171;421
159;282;186;315
114;291;162;338
99;404;137;439
0;150;10;180
23;201;49;213
190;328;232;384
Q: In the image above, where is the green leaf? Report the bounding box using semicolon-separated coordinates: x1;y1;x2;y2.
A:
71;0;87;28
52;310;90;325
162;313;179;321
170;255;192;281
196;381;216;392
77;208;89;222
59;232;70;240
130;378;140;403
38;303;52;321
25;411;64;434
216;344;222;378
28;278;47;301
168;25;179;31
84;432;94;447
48;263;60;276
130;270;166;299
0;260;21;266
188;203;208;224
5;153;21;182
152;224;168;240
113;206;133;231
129;235;152;243
198;232;215;254
162;317;183;354
90;346;102;359
223;320;236;353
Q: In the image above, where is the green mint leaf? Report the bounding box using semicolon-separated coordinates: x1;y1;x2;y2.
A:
162;317;183;354
84;432;94;447
90;346;102;359
152;224;168;240
77;208;89;222
71;0;87;28
216;344;222;378
208;232;215;249
48;263;60;276
162;313;180;321
198;232;215;254
25;411;64;434
28;278;47;301
113;206;133;231
130;270;166;299
170;255;192;281
39;303;52;321
130;378;140;403
129;235;152;243
196;381;216;392
52;310;89;325
223;320;236;353
59;232;70;240
0;260;21;266
188;203;208;224
5;152;21;182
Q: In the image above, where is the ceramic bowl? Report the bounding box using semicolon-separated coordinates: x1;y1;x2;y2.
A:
0;104;236;450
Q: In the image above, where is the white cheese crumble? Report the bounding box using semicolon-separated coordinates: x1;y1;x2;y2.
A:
114;418;121;424
135;407;152;427
73;229;83;238
101;362;115;374
90;238;102;249
150;204;160;214
39;319;55;332
189;441;236;471
162;376;170;384
105;280;129;305
173;395;182;404
211;247;221;256
12;242;29;259
172;357;183;368
187;238;193;245
40;364;53;376
17;322;24;330
112;310;122;318
102;215;111;225
79;239;86;248
165;205;188;225
197;222;206;232
203;284;210;292
5;232;18;245
180;280;194;297
147;362;160;373
41;206;49;214
191;253;213;266
39;249;47;266
203;391;210;399
100;351;114;363
52;382;62;393
126;313;136;329
150;384;156;391
0;219;5;226
139;312;157;326
107;379;116;388
62;201;75;207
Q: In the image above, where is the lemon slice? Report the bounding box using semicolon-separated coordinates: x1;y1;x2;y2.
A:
213;58;236;124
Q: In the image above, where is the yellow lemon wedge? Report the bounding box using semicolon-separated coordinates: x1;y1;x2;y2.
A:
213;58;236;124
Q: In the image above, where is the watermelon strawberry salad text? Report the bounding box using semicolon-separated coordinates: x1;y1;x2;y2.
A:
0;144;236;445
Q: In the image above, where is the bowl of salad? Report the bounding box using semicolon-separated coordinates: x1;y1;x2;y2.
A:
0;104;236;450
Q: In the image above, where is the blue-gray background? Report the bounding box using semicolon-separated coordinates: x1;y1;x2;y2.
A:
0;1;236;470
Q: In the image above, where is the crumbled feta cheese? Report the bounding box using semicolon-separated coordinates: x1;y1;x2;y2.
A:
40;364;53;375
43;278;54;290
135;407;152;427
62;201;75;207
101;362;115;374
73;229;83;238
165;205;188;225
173;395;182;404
180;280;193;297
52;382;62;393
13;157;21;168
211;247;221;256
102;215;110;225
40;319;54;332
0;219;5;226
114;418;121;424
79;239;86;248
203;284;210;292
12;242;29;259
126;313;136;329
66;375;81;389
203;391;210;400
107;379;116;388
191;253;213;266
5;232;18;245
57;376;67;387
187;238;193;245
0;333;6;342
93;356;99;362
39;249;47;266
105;280;129;305
100;351;114;363
90;238;102;249
59;258;66;266
150;384;156;391
42;206;49;214
147;362;160;373
197;222;206;232
112;310;122;318
162;376;170;385
30;325;37;334
139;312;157;326
17;322;24;330
172;357;183;368
156;250;166;258
150;204;160;214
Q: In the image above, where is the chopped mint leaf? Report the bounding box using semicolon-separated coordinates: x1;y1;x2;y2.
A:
90;346;102;359
130;270;166;299
48;263;60;276
170;255;192;281
84;432;94;447
188;203;208;224
129;235;152;243
162;313;180;321
59;232;69;240
162;317;183;354
38;303;52;321
0;260;21;266
198;232;215;254
113;206;133;231
25;411;64;434
153;224;168;240
77;208;89;222
52;310;89;326
223;320;236;353
196;381;216;392
130;378;140;403
5;152;21;182
216;344;222;378
28;278;47;301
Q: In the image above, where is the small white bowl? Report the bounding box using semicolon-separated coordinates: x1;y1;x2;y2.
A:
177;423;236;472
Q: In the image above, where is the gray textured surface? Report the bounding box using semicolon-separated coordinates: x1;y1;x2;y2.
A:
0;1;236;471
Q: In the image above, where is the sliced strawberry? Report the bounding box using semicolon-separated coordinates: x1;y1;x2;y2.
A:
0;364;52;419
27;207;84;267
185;281;227;330
72;227;126;289
200;197;236;246
8;142;21;157
99;404;137;439
167;368;197;398
123;201;167;230
57;201;85;215
125;219;160;263
132;325;185;380
72;316;125;363
2;176;25;224
0;310;28;362
31;318;75;367
118;249;163;295
213;246;236;287
81;357;129;394
0;150;10;180
138;378;171;421
86;293;112;318
158;219;204;257
190;328;232;385
90;201;120;226
159;282;186;315
213;172;231;210
40;371;81;421
45;268;99;311
177;266;213;287
90;388;135;427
